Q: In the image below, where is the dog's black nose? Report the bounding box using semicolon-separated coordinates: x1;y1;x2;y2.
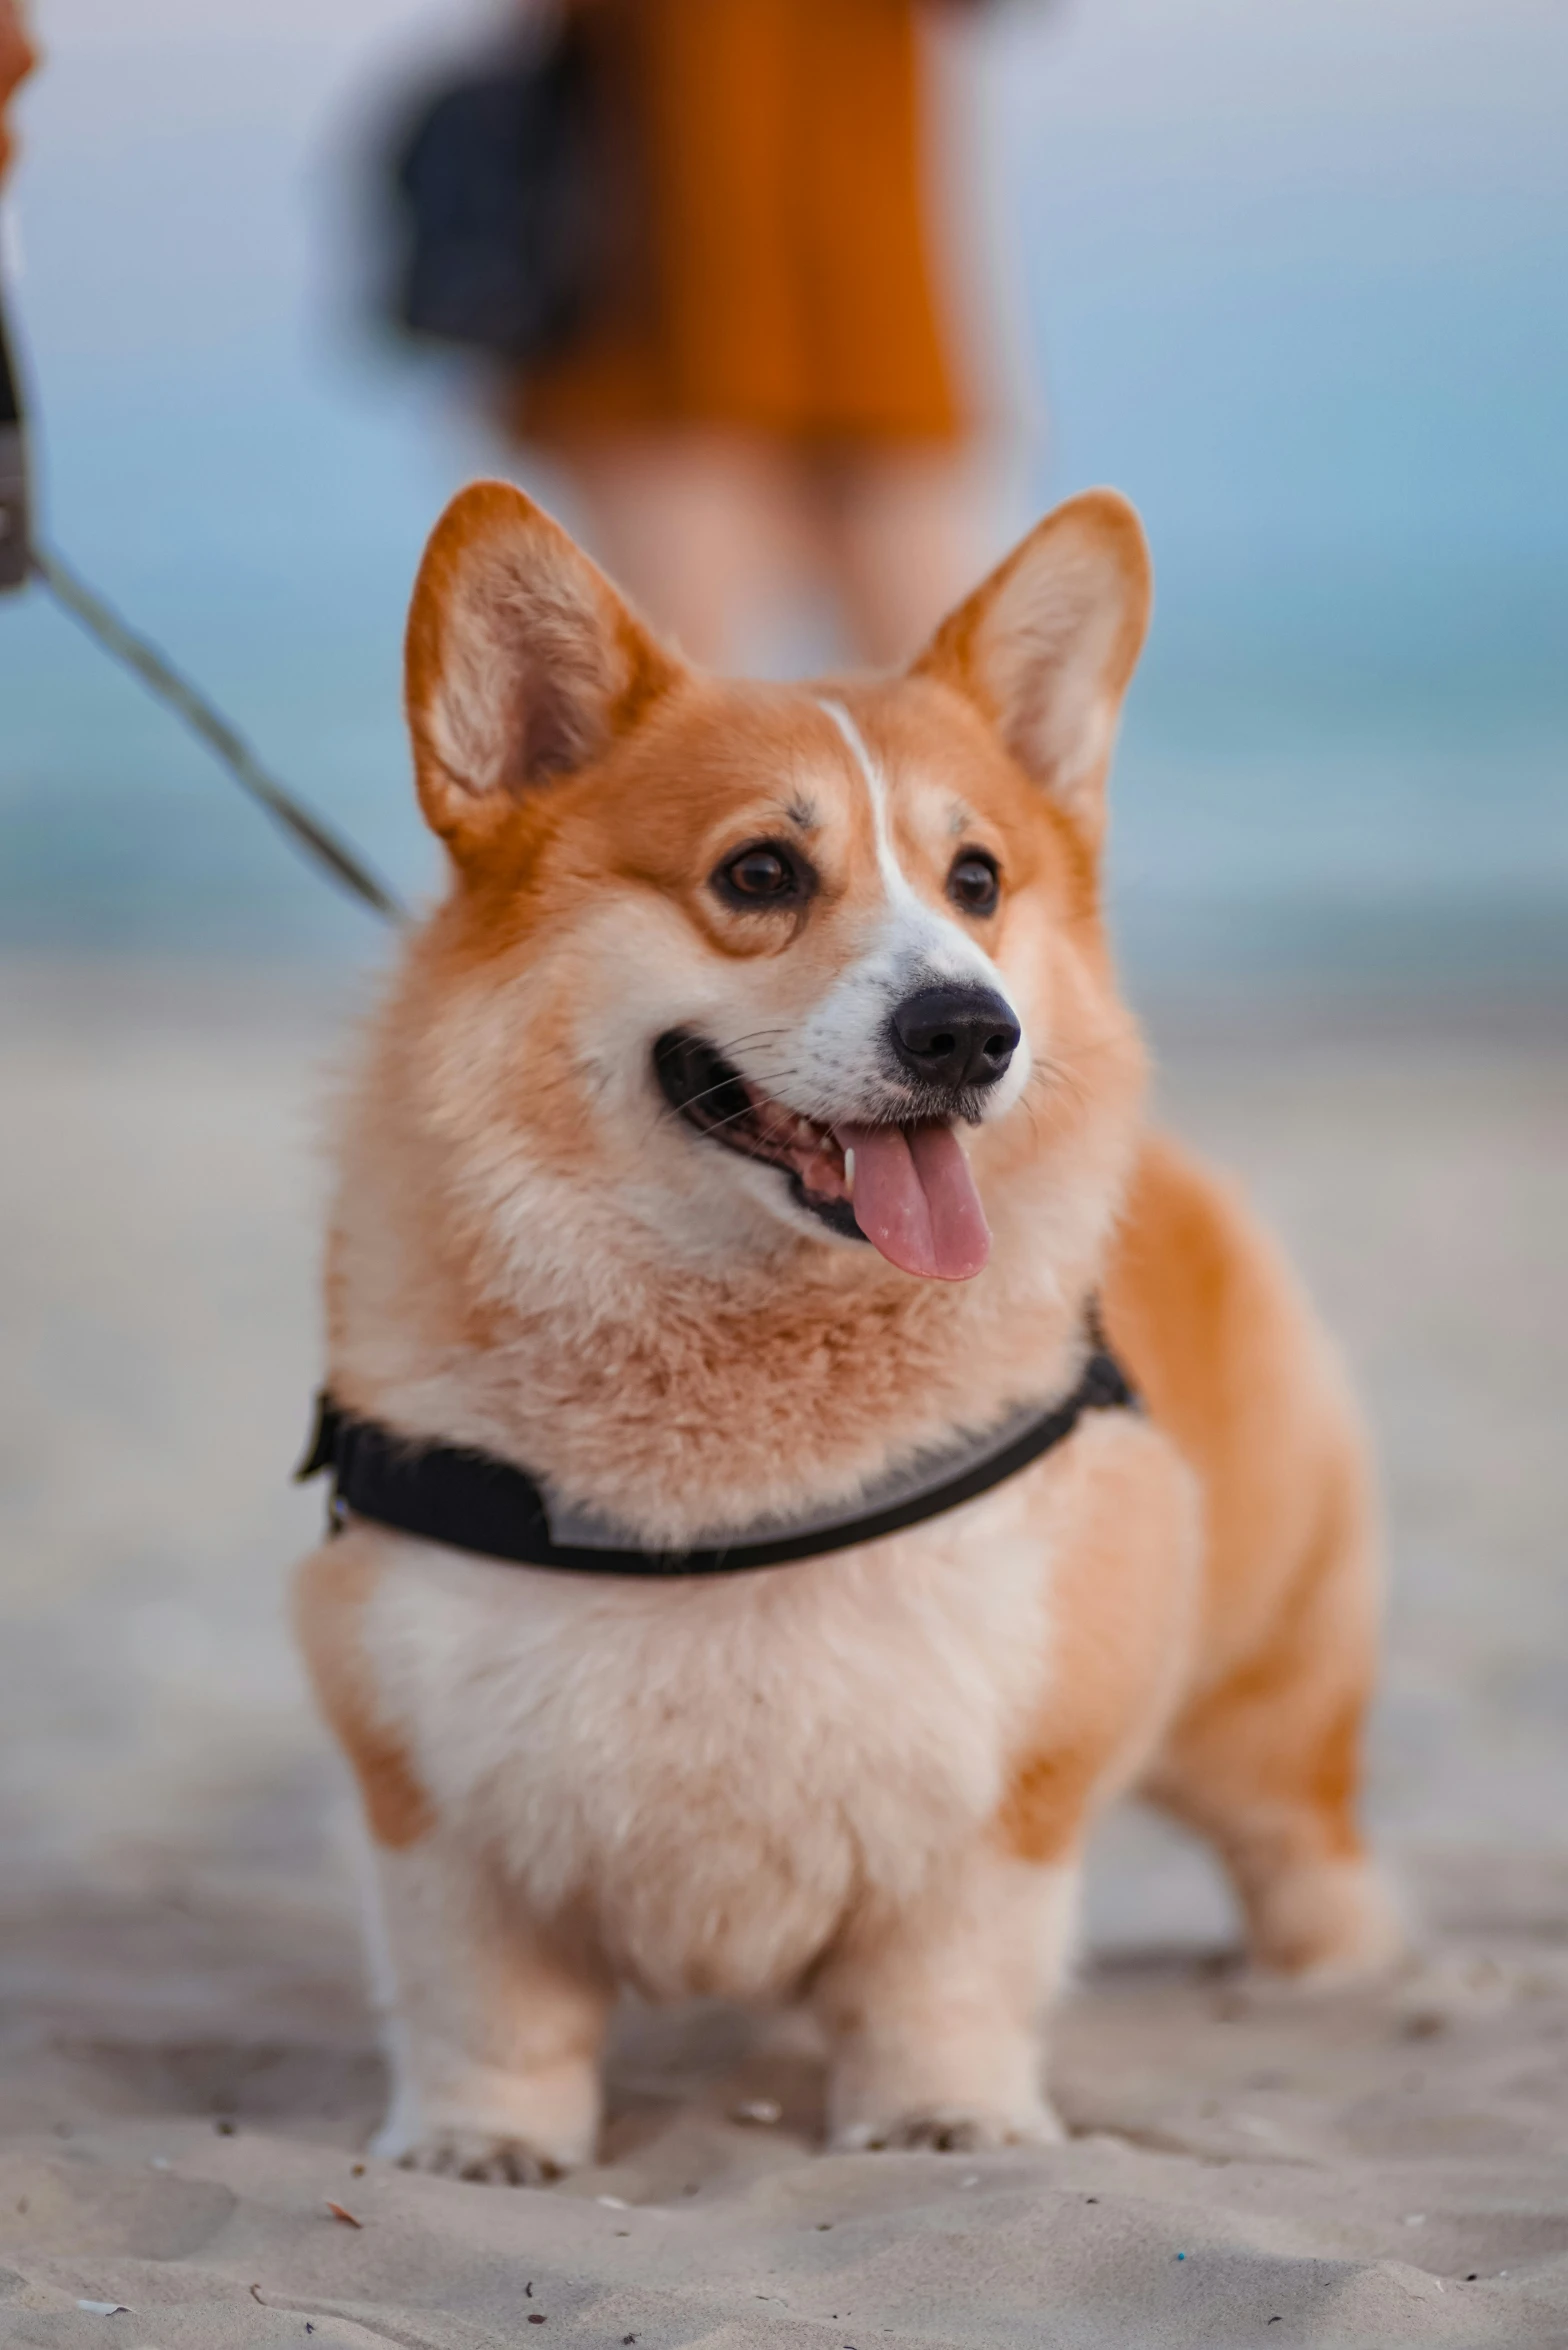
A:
889;985;1021;1091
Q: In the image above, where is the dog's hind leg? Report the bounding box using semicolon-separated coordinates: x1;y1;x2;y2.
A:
1104;1131;1403;1984
1144;1468;1404;1984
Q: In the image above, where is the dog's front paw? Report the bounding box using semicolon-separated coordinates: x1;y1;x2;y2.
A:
392;2127;563;2186
834;2102;1064;2155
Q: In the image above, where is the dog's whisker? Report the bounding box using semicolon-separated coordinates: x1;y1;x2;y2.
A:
1029;1058;1089;1112
685;1081;812;1143
665;1061;803;1118
712;1027;796;1057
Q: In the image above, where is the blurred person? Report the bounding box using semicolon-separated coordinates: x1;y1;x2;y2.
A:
503;0;1001;670
0;0;32;186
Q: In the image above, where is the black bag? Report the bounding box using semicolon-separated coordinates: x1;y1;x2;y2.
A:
0;287;30;591
387;23;605;366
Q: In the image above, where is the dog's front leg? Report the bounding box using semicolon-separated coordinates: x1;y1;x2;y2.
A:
361;1834;612;2183
813;1844;1078;2152
295;1539;612;2181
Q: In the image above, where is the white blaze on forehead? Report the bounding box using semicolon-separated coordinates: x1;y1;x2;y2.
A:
818;697;923;913
816;696;996;988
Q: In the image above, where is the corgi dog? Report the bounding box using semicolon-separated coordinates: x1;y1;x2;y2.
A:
294;481;1399;2181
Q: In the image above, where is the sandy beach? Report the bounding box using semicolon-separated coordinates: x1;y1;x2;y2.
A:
3;954;1567;2349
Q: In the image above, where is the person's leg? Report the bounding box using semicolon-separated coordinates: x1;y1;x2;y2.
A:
562;430;999;675
815;441;1000;669
564;430;807;672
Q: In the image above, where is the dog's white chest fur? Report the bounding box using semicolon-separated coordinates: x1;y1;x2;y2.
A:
362;1469;1060;2003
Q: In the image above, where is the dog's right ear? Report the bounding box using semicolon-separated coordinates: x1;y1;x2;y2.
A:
405;481;682;859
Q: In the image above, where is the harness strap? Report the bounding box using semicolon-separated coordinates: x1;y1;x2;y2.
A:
296;1325;1138;1578
0;272;403;913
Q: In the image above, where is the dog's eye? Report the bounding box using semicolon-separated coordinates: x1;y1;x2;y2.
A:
947;850;1000;917
714;842;809;907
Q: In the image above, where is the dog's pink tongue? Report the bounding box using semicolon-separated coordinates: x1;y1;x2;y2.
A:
837;1123;990;1281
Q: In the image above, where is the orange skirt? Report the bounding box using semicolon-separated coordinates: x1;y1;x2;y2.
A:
513;0;964;448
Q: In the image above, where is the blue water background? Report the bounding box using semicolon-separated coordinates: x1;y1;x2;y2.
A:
2;0;1564;986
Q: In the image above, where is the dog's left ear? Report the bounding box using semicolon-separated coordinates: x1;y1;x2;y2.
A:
913;490;1151;844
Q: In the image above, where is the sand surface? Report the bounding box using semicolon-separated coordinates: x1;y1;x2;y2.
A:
3;958;1567;2349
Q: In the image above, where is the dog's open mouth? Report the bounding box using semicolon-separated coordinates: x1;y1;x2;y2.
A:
654;1030;990;1281
653;1030;856;1231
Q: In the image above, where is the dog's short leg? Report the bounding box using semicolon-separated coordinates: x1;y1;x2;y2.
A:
360;1834;612;2182
1147;1491;1403;1985
295;1537;613;2179
814;1845;1078;2153
1152;1710;1403;1986
812;1413;1200;2153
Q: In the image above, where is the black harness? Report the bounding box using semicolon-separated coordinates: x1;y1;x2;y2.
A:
297;1324;1137;1579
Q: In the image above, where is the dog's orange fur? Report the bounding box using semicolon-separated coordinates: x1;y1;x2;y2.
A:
1103;1135;1382;1964
294;481;1398;2177
294;1544;432;1851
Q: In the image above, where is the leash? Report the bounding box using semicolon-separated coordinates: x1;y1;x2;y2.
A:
29;546;405;923
0;281;404;925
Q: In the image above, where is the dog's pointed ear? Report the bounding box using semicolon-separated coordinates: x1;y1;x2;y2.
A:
405;480;683;858
913;491;1151;844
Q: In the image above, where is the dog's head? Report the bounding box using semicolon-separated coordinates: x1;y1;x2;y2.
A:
395;482;1150;1297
